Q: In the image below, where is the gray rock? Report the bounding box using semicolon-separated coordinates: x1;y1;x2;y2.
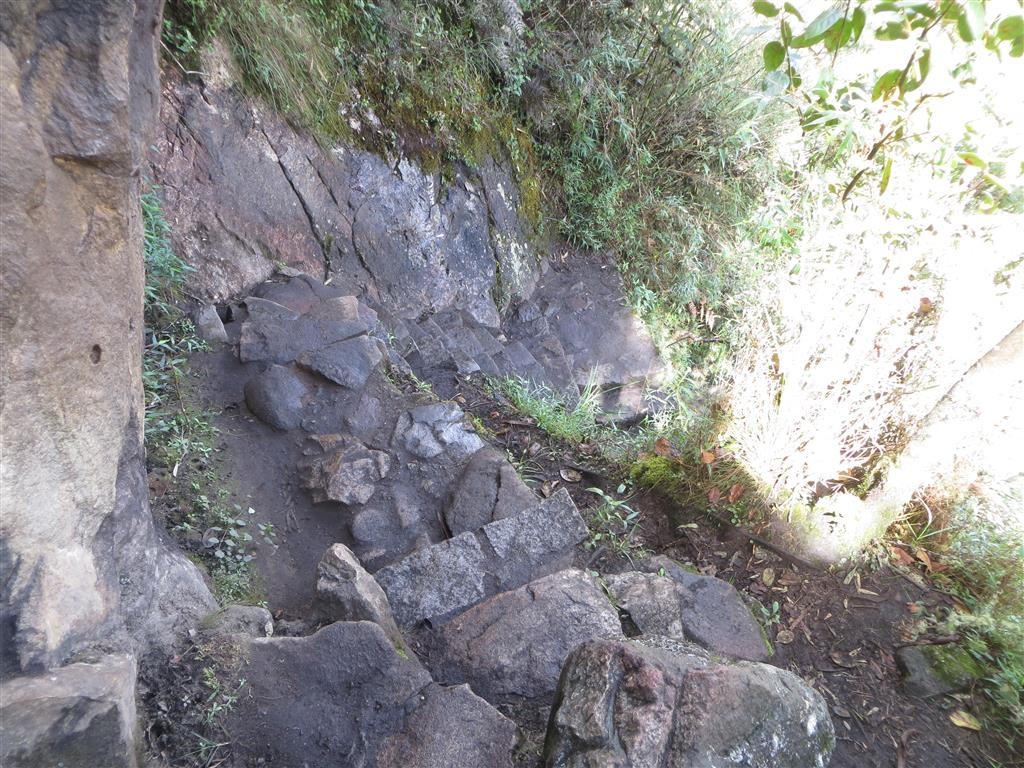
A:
432;570;622;702
896;646;959;698
226;622;432;768
444;447;536;535
376;490;588;629
199;604;274;640
483;488;588;590
0;654;139;768
345;391;384;438
544;639;835;768
618;556;770;661
193;304;229;343
300;434;391;505
317;543;403;648
244;364;309;430
239;296;371;365
299;333;383;389
394;402;484;460
376;533;488;628
350;506;396;546
378;684;517;768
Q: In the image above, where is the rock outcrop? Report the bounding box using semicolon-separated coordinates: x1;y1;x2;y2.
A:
0;0;213;677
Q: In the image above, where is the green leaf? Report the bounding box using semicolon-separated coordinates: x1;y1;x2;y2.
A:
879;157;893;194
956;0;985;42
997;16;1024;40
876;20;909;40
959;151;987;168
851;7;867;41
872;68;904;100
804;7;844;38
781;18;793;45
754;1;780;17
783;2;804;21
763;41;786;70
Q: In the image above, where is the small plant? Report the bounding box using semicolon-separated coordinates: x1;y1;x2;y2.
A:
759;600;782;629
200;667;246;727
586;485;645;561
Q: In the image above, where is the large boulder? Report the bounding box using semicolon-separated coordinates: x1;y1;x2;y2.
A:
0;654;140;768
226;621;516;767
431;570;622;702
0;0;214;674
244;364;310;430
316;543;403;648
544;638;835;768
607;562;770;662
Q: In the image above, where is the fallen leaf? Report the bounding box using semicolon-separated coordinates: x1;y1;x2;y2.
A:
775;629;795;645
728;483;745;503
829;651;859;669
917;297;934;315
527;442;541;456
653;437;676;458
762;568;777;587
560;468;582;483
891;546;915;566
700;450;716;465
539;480;554;498
949;710;982;731
914;548;933;571
707;487;723;505
832;705;851;719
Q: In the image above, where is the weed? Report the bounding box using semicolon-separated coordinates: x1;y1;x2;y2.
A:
758;600;781;629
585;485;646;562
143;188;264;606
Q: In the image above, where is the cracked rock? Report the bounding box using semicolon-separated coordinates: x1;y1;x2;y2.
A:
430;569;622;702
298;334;383;389
393;402;484;460
300;434;391;505
444;447;536;535
544;638;835;768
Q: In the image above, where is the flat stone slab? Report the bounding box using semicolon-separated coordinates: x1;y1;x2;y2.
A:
431;569;622;702
607;555;770;662
1;654;139;768
375;533;489;628
298;334;383;389
239;295;372;364
483;489;587;590
544;638;834;768
376;489;588;628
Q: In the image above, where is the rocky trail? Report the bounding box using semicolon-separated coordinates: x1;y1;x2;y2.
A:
2;6;1013;765
141;269;833;767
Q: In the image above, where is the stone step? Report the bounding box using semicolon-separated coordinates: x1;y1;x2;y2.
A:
374;489;587;629
473;352;501;378
441;325;487;359
468;325;504;356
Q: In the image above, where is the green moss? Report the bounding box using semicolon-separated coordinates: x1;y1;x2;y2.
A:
922;644;986;688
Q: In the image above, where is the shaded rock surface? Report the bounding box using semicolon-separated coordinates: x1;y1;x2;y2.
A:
445;447;536;535
608;560;771;662
0;654;139;768
244;364;310;430
317;543;403;647
429;569;623;702
226;621;516;768
544;638;835;768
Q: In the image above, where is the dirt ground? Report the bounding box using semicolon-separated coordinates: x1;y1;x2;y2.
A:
457;377;1020;768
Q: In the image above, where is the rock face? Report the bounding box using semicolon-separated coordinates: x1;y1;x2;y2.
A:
607;562;770;662
0;0;214;678
227;621;516;768
0;654;140;768
152;70;540;319
317;544;403;647
544;638;835;768
432;570;623;702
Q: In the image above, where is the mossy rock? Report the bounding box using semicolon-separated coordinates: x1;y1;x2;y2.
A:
921;643;985;688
